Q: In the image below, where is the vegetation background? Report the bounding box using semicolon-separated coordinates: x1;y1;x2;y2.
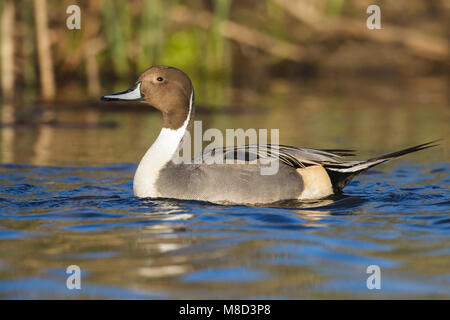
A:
0;0;448;164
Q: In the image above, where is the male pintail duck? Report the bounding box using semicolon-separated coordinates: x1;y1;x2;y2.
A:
101;66;438;204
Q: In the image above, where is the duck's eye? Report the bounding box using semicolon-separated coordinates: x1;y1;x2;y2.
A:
156;77;163;82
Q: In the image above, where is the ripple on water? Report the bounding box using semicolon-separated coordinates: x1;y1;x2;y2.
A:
0;162;449;299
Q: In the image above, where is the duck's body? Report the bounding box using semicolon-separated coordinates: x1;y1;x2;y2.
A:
101;66;437;205
149;161;331;204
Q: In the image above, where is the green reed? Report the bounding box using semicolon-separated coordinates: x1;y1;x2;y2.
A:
102;0;132;77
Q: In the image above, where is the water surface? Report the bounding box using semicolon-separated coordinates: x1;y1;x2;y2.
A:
0;77;449;299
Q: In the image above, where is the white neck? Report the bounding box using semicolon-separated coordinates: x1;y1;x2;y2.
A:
133;91;193;198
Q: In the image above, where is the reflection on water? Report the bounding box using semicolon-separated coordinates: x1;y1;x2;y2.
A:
0;76;449;299
1;76;448;166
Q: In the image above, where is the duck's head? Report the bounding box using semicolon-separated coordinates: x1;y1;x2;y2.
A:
101;66;194;130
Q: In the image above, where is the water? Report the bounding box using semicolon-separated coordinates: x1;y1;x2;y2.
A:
0;77;449;299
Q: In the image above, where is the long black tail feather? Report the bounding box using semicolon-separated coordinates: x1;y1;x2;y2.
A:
366;140;440;162
325;140;440;193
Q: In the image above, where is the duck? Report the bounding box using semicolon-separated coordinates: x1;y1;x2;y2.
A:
101;65;438;204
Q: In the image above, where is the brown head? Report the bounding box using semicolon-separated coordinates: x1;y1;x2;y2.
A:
101;66;194;129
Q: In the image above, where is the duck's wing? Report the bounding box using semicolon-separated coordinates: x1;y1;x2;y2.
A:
194;144;358;168
194;141;439;192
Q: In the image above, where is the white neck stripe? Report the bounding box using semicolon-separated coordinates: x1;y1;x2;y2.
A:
133;89;193;198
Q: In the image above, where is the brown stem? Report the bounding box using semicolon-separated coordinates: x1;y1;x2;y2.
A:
273;0;448;62
33;0;56;100
1;0;15;101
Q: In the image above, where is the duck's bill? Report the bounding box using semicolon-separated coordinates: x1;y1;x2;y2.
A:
100;82;143;101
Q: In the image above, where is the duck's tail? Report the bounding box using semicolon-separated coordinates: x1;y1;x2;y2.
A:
325;140;440;193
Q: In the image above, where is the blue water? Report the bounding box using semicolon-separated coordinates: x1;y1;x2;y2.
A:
0;161;449;299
